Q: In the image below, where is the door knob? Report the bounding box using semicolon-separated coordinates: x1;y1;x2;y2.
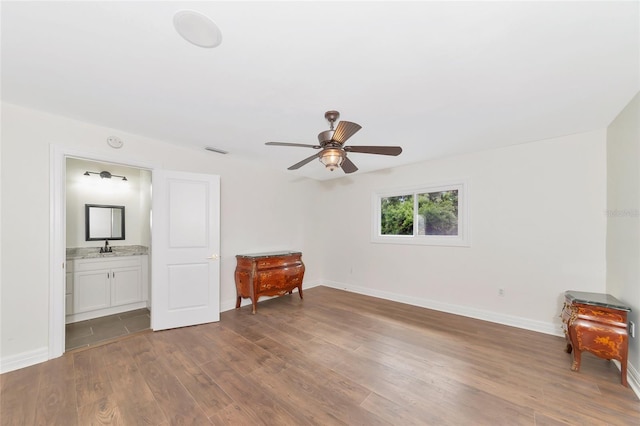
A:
206;254;219;260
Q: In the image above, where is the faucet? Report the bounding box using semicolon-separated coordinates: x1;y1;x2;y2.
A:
100;240;112;253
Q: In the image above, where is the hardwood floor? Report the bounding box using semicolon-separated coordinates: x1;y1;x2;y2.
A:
1;286;638;425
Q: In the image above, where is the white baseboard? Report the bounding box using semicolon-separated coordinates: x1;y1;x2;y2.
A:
66;301;148;324
0;346;49;374
612;359;640;400
627;362;640;399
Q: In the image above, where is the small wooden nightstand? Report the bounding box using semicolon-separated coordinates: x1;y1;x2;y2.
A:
561;291;631;386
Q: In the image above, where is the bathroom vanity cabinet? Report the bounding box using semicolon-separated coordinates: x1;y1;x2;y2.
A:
66;254;148;323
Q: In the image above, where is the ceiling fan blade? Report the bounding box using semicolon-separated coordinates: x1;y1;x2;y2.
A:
341;156;358;174
266;142;321;149
287;153;320;170
344;146;402;156
332;121;362;144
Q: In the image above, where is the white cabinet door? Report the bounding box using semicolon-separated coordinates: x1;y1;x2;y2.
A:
111;266;142;306
74;269;111;313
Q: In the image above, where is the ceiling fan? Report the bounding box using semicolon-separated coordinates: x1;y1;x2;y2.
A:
266;111;402;174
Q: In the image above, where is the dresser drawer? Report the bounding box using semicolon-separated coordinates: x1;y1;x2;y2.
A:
576;306;627;327
256;256;300;269
257;267;303;292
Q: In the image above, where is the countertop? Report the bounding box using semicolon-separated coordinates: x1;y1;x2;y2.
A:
565;290;631;312
236;250;301;259
67;245;148;259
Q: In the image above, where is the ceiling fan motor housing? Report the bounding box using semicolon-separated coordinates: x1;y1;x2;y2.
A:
318;130;335;144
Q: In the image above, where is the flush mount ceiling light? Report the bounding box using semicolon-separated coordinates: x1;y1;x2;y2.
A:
173;10;222;48
84;170;128;181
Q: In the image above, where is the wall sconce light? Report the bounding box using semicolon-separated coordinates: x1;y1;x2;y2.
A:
319;148;346;171
84;171;128;181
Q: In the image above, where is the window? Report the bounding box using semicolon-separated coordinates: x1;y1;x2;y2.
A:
372;181;469;246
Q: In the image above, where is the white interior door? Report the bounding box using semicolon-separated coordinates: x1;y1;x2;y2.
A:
151;170;220;330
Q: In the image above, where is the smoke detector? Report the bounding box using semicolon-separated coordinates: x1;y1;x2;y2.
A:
106;136;123;149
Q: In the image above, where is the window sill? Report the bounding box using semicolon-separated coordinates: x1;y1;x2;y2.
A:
371;235;470;247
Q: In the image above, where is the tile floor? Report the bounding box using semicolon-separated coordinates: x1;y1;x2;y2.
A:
65;308;150;351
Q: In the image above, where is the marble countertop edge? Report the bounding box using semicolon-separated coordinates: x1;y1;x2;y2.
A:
67;245;149;259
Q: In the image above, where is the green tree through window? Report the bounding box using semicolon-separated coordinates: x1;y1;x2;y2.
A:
381;195;413;235
418;190;458;235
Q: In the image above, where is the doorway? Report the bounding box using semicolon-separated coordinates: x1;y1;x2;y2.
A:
64;157;151;350
50;146;221;359
49;147;157;358
64;157;152;351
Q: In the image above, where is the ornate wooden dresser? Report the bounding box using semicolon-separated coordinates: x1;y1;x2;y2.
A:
234;251;305;314
561;291;631;386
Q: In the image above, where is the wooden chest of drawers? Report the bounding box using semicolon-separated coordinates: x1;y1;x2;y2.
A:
561;291;631;386
234;251;305;314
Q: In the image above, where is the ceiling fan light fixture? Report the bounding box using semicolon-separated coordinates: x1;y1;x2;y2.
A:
319;148;345;171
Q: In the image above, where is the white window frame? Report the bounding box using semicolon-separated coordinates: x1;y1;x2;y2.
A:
371;180;470;247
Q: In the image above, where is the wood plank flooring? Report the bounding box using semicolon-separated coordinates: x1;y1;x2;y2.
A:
1;286;639;425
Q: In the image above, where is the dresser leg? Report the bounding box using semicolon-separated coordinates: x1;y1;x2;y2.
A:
564;342;572;354
251;298;257;315
235;296;241;309
298;285;304;299
571;350;582;372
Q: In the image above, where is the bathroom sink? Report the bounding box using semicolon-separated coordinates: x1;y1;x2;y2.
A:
97;252;118;257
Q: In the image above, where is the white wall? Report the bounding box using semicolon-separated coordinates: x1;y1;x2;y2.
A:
0;100;610;372
0;102;322;365
66;158;151;248
317;130;607;335
607;91;640;387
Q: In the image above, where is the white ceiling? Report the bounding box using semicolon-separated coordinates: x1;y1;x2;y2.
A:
2;1;638;180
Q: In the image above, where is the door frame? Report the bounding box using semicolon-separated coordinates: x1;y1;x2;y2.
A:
49;145;157;359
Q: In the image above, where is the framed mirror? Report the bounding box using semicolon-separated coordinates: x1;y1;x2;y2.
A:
85;204;125;241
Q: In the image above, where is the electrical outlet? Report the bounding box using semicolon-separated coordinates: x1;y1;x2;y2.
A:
630;321;636;338
498;288;505;297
